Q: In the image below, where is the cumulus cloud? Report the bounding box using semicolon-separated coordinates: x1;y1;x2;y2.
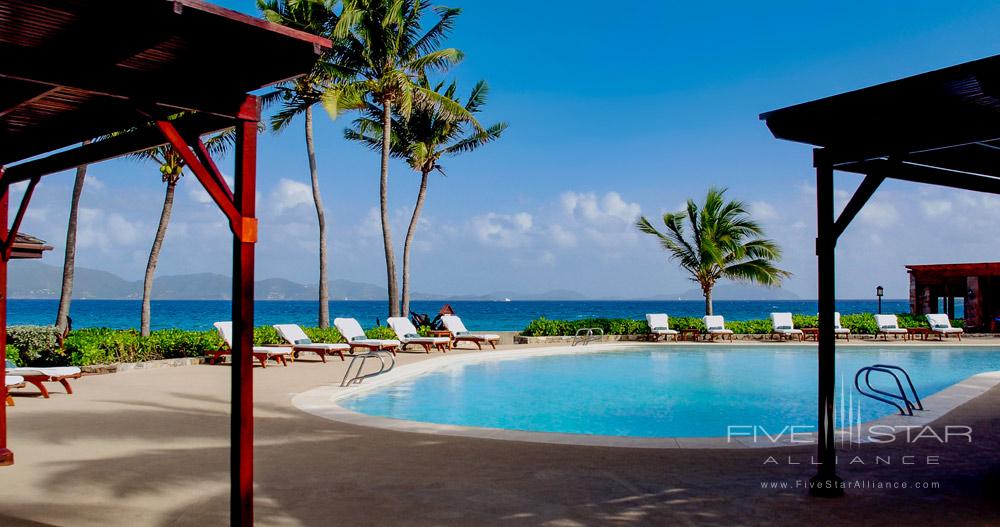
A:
749;201;779;221
270;178;313;215
470;212;533;248
548;224;577;247
857;201;899;226
561;191;640;224
75;208;144;252
920;200;952;218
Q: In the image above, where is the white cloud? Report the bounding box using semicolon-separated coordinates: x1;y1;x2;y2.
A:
548;224;577;247
76;208;144;251
85;175;105;191
920;200;952;218
270;178;313;215
561;191;640;224
749;201;779;221
470;211;533;248
857;201;899;226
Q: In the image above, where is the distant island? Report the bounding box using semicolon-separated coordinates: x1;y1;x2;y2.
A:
9;262;800;301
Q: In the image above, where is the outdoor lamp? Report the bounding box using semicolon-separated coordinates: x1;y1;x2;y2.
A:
876;286;884;314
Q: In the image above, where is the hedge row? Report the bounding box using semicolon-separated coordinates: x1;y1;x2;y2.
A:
4;324;403;367
520;313;962;337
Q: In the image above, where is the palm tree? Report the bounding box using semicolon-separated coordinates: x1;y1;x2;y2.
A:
635;187;790;316
55;140;91;333
133;135;230;336
345;77;506;315
329;0;471;317
259;0;345;328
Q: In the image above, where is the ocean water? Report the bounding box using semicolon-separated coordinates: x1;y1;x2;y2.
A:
6;298;915;332
343;345;1000;437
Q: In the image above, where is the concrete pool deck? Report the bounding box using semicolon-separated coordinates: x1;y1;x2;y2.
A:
1;340;1000;526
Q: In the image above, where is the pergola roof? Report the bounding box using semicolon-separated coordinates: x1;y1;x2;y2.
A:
0;0;330;169
10;233;52;260
761;53;1000;183
906;262;1000;277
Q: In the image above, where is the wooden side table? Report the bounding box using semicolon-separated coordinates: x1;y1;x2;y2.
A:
679;328;701;342
907;327;931;341
801;328;819;341
429;330;454;351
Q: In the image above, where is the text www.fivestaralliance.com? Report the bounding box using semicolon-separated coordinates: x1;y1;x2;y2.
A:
760;480;940;490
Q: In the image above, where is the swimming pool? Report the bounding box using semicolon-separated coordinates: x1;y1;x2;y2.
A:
340;345;1000;438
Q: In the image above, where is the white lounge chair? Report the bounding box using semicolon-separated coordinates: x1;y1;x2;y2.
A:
770;312;804;341
333;318;400;355
926;314;963;341
440;315;500;350
874;315;908;340
703;315;734;341
212;322;290;368
645;314;679;341
833;312;851;340
5;360;81;398
274;324;351;362
387;317;451;353
4;375;24;406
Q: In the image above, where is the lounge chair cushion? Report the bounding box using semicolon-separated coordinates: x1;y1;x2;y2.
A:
441;316;499;341
8;366;81;378
5;376;24;387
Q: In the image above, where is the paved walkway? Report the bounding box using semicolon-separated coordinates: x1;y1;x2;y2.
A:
1;343;999;526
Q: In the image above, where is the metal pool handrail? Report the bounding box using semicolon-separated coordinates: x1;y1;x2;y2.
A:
854;365;922;416
341;351;396;387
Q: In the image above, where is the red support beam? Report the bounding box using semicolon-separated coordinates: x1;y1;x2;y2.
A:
3;176;39;260
0;176;11;466
231;96;259;527
155;120;243;234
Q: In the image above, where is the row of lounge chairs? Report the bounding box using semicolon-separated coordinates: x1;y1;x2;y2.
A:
4;361;83;405
645;312;964;341
210;315;500;368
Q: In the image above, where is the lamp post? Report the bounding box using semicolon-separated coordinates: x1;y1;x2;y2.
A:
876;285;884;314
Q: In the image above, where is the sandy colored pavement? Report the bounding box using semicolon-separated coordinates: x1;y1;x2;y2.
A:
1;343;999;526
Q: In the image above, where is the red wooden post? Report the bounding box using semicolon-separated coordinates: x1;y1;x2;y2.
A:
231;96;259;527
0;179;11;466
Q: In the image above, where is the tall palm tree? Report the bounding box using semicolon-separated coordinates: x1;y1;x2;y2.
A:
329;0;472;316
346;77;506;315
635;187;790;316
133;135;230;336
55;140;91;333
259;0;346;328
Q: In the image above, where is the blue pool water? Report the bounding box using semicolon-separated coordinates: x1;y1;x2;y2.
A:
342;346;1000;438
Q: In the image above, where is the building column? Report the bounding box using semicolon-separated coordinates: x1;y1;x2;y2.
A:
909;274;918;315
810;152;843;496
966;276;982;329
231;100;258;527
0;186;10;466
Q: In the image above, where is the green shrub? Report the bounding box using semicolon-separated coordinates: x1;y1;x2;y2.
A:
5;344;22;366
520;312;955;336
7;325;63;365
303;327;344;343
365;326;397;340
252;325;282;346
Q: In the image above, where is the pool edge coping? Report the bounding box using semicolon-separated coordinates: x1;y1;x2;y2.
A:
291;343;1000;449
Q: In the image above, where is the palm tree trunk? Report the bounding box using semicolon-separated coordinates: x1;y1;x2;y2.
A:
305;107;330;328
55;140;90;332
401;169;430;317
380;99;400;317
141;179;177;337
704;285;713;316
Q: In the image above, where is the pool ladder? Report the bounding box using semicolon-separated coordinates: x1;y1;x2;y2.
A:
572;327;604;346
341;350;396;387
854;364;923;416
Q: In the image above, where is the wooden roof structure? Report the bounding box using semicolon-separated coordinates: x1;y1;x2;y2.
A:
10;233;53;260
761;53;1000;498
906;262;1000;277
0;2;330;525
1;0;329;174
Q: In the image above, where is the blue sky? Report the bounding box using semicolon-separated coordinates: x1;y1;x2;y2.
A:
14;0;1000;298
